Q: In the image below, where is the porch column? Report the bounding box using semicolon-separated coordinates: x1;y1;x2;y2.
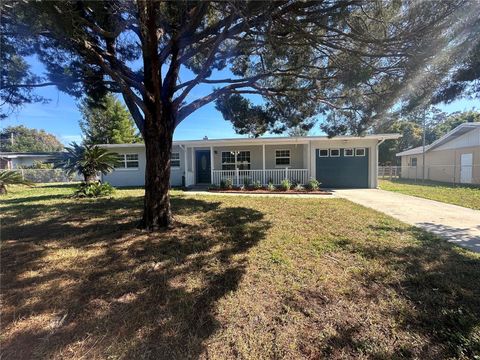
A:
262;144;266;184
184;146;188;185
210;146;214;185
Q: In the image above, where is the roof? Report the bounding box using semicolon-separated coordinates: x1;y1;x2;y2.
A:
99;133;401;148
0;151;62;159
396;122;480;157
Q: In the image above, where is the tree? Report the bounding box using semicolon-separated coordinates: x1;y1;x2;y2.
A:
57;142;118;183
0;125;64;152
2;1;477;229
432;110;480;138
79;93;142;144
0;171;34;195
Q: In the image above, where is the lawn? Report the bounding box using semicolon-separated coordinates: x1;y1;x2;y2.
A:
1;184;480;359
379;179;480;210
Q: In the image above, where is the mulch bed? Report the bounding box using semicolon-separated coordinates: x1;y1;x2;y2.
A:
208;189;332;195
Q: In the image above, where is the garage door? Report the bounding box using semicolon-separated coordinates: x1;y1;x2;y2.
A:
316;148;369;188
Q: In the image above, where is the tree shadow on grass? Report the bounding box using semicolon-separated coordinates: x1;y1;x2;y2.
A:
1;194;271;359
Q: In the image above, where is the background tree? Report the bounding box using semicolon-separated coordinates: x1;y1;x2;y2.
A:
0;125;64;152
2;0;478;229
79;93;142;144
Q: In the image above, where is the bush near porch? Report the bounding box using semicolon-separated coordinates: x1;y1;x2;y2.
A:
1;184;479;359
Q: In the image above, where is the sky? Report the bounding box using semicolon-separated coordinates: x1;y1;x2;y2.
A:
1;57;479;145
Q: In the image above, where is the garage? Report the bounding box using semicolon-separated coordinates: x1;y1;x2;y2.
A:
315;148;369;188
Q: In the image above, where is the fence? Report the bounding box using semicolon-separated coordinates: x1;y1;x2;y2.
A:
1;169;82;183
212;168;310;186
378;165;480;186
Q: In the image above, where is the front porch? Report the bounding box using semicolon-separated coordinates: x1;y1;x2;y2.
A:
180;142;311;187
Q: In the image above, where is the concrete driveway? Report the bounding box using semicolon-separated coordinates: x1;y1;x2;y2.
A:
334;189;480;253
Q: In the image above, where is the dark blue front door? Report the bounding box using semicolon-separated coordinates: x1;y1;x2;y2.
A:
196;150;211;184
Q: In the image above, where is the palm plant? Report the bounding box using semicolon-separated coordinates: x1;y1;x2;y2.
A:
0;171;34;195
57;142;118;183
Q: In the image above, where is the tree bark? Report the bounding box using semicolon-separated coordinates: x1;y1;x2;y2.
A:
140;111;174;230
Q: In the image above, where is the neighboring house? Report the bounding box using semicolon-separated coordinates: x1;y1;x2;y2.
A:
0;152;59;169
396;122;480;184
100;133;400;188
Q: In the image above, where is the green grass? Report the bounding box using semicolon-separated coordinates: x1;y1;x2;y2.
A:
1;183;480;359
380;178;480;210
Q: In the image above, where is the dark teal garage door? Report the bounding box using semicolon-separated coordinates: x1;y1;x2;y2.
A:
316;148;369;188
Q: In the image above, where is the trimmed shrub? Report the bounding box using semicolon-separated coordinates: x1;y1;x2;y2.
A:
220;178;233;190
280;179;292;191
267;182;276;191
308;178;321;191
74;181;115;198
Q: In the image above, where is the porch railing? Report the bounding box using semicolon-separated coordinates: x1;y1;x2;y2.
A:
212;168;309;186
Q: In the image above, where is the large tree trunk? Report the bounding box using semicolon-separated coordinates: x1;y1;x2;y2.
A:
141;111;174;230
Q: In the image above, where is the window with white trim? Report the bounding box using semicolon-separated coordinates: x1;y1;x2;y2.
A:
410;157;417;166
330;149;340;157
171;152;180;168
344;148;354;157
275;149;291;166
319;149;329;157
355;148;366;157
221;151;251;170
115;153;139;169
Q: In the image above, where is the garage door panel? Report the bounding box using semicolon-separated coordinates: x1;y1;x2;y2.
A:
316;149;369;188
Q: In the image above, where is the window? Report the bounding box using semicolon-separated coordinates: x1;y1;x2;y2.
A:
344;148;354;157
115;153;139;169
221;151;250;170
221;151;236;170
410;157;417;166
330;149;340;157
171;152;180;168
275;149;291;166
355;148;366;157
319;149;329;157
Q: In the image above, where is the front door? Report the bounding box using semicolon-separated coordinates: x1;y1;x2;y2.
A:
460;153;473;184
196;150;211;184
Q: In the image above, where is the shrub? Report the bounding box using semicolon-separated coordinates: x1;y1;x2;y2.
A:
74;181;115;198
253;180;262;190
280;179;292;191
308;178;321;191
294;183;305;192
220;178;233;190
267;182;276;191
243;177;251;188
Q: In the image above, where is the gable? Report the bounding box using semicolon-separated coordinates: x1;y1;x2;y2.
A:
433;127;480;151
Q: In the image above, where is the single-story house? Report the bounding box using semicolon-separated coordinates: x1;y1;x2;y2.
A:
396;122;480;184
0;152;59;169
100;133;400;189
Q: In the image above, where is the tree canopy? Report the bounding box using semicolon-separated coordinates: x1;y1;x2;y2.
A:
79;93;142;144
0;125;64;152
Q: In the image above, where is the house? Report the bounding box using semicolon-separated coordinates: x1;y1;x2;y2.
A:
100;134;400;189
0;152;59;169
396;122;480;184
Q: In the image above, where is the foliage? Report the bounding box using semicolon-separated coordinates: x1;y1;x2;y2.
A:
220;178;233;190
294;183;305;192
252;180;262;190
267;182;276;192
0;125;64;152
17;160;54;169
79;93;142;144
56;142;118;183
73;181;115;198
308;178;321;191
280;179;292;191
0;170;34;194
243;177;251;188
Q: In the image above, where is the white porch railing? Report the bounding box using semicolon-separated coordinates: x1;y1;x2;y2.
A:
212;168;309;186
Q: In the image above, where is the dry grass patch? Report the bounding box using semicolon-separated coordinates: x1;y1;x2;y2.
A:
1;184;479;359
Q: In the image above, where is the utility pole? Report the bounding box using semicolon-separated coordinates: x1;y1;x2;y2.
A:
422;107;427;183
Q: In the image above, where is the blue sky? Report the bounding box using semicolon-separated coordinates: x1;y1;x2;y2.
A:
2;58;478;145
